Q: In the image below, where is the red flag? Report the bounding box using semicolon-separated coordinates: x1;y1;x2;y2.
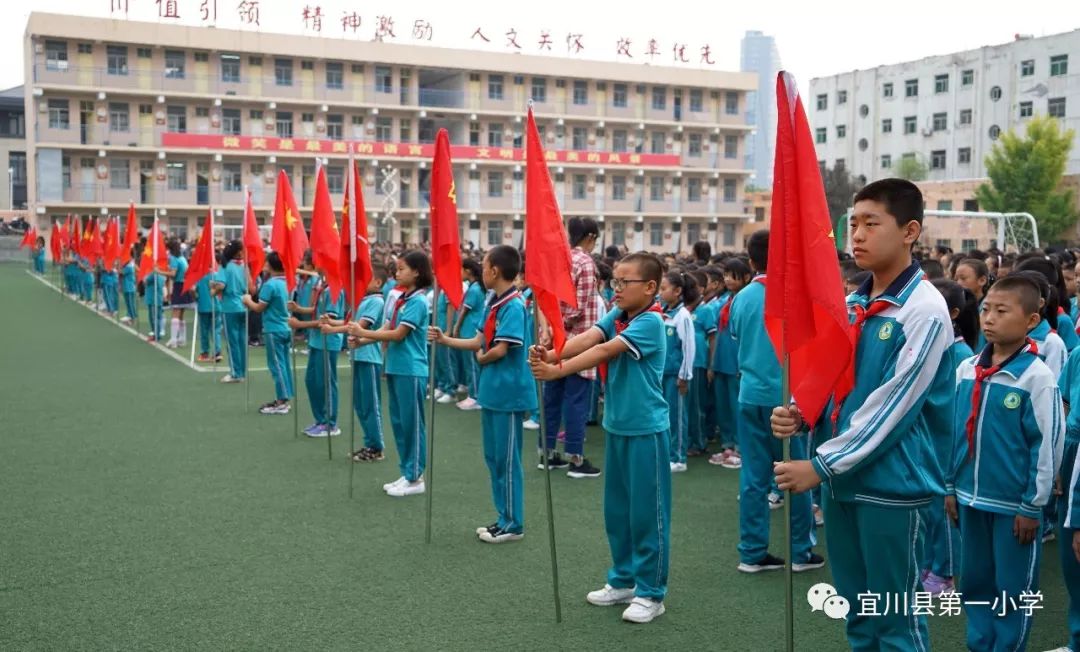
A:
339;153;373;312
242;189;266;282
86;218;105;265
19;226;35;248
270;170;309;293
103;217;121;270
183;210;214;294
310;165;343;296
137;218;169;283
430;129;464;309
58;216;70;251
524;107;577;356
119;203;139;266
763;71;854;425
49;222;62;261
72;217;83;258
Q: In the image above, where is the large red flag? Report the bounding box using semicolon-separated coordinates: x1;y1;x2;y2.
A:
137;218;169;283
242;189;265;283
309;164;343;296
119;203;139;266
58;216;70;251
72;217;83;258
339;152;373;313
763;71;854;425
86;218;104;265
430;129;464;309
50;221;62;261
270;169;309;293
183;209;214;294
102;217;121;270
19;226;36;248
82;218;98;262
524;107;577;356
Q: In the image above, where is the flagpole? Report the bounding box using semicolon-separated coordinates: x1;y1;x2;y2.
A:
425;281;440;544
242;191;251;413
782;351;794;652
190;310;199;366
347;146;358;498
293;286;300;439
533;302;563;623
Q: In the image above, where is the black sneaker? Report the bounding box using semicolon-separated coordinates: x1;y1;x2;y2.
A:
793;553;826;573
737;553;786;574
475;522;499;536
538;453;570;470
479;526;524;543
567;458;602;479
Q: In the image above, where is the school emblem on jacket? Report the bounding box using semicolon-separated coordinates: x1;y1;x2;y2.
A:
1003;392;1021;409
667;326;675;337
877;322;893;340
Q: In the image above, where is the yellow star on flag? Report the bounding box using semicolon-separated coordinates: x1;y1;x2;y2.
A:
448;180;457;205
827;228;836;241
285;208;297;230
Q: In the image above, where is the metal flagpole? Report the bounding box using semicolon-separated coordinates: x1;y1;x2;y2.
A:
293;285;300;439
190;310;199;367
323;325;333;461
533;302;563;623
782;352;793;652
242;189;251;413
425;281;440;543
347;147;359;498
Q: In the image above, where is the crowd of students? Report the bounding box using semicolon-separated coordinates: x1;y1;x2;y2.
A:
31;176;1080;648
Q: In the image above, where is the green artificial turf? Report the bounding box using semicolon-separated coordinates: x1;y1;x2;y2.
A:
0;263;1070;650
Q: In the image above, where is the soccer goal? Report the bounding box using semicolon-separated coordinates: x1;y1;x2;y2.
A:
840;210;1040;254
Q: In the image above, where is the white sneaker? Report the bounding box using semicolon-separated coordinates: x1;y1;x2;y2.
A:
456;397;481;411
436;393;455;404
220;374;244;384
523;419;540;430
387;480;425;497
669;462;687;473
382;476;407;492
622;597;665;624
433;389;446;400
768;492;784;510
479;527;524;543
327;426;342;437
120;316;132;323
586;584;636;607
1041;647;1072;652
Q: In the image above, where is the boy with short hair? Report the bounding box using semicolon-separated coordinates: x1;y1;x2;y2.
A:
772;178;955;650
243;252;293;415
530;251;670;624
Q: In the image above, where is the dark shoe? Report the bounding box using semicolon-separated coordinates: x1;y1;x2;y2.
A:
793;553;826;573
737;553;786;574
537;453;570;470
567;458;602;479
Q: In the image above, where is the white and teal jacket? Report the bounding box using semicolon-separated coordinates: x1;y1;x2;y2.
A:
949;341;1064;519
811;261;954;508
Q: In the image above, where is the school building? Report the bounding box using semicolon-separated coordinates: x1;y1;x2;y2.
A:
22;11;756;253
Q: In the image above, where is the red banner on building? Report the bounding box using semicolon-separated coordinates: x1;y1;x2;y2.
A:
160;133;682;167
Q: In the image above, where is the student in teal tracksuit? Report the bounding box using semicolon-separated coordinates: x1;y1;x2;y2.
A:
215;242;249;383
243;252;293;414
79;255;94;303
120;252;138;323
432;283;458;399
658;271;695;471
453;260;486;409
100;261;119;315
1060;351;1080;652
351;250;432;497
144;266;165;340
709;258;753;468
530;252;670;624
948;276;1064;652
194;263;223;362
432;246;537;543
291;275;345;437
773;180;955;651
33;237;46;275
686;274;717;455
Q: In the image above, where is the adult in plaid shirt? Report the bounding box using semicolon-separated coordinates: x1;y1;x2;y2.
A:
539;217;603;478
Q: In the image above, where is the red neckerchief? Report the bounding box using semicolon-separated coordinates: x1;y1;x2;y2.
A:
965;338;1038;458
718;276;766;331
830;298;894;431
483;289;522;349
391;289;420;328
600;303;663;383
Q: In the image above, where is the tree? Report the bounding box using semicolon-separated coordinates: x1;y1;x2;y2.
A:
894;156;929;182
975;114;1077;242
822;164;864;251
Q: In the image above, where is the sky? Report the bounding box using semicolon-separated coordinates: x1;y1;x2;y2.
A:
4;0;1080;90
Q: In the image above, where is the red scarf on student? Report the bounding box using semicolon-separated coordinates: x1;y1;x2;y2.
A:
717;276;767;332
599;303;663;383
390;288;420;328
830;298;893;431
483;289;522;349
965;338;1038;458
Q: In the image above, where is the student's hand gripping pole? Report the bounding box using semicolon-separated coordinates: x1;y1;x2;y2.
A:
533;302;563;624
781;353;794;652
425;282;440;543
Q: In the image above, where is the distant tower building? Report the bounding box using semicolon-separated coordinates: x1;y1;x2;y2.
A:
740;30;782;189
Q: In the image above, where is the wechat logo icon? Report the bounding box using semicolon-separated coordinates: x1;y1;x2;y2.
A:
808;583;850;620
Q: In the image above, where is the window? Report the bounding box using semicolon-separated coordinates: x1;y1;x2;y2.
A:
107;45;128;76
488;74;504;100
904;79;918;97
990;86;1002;101
299;60;313;71
837;90;848;105
165;106;186;133
47;99;69;129
723;178;736;202
724;134;738;159
612;223;625;246
45;40;68;70
222;163;241;192
882;118;892;133
488;123;504;147
570;126;588;150
275;58;293;86
215;54;240;83
959;109;972;125
961;69;974;86
649;222;663;246
1049;97;1066;118
166;161;187;190
221;108;241;135
816;94;827;110
880;154;892;169
686;223;701;243
195;107;209;118
815;127;826;144
689;89;703;112
572;174;587;200
612;129;628;152
835;158;845;170
1019;101;1033;118
650;131;665;154
301;112;314;124
487;171;504;197
399;118;411;143
860;104;869;117
487;220;504;246
62;156;71;189
1051;54;1068;77
531;77;546;103
958;147;971;164
651;87;666;110
194;52;208;63
723;223;736;247
930;150;946;170
324;61;343;89
468;122;480;146
687;177;702;202
135;47;150;59
573;80;588;105
325;166;343;194
326;114;343;140
1021;59;1035;77
963;199;979;212
715;93;734;117
249;56;262;66
611;175;626;200
934;74;949;93
649;177;664;201
375;66;392;93
903;116;917;134
109;158;129;189
883;82;894;98
932;112;947;131
836;125;846;138
989;124;1000;140
688;133;702;157
376;117;393;141
159;50;184;79
276;112;293;138
351;63;363;74
937;200;953;211
77;43;92;54
109;102;129;132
